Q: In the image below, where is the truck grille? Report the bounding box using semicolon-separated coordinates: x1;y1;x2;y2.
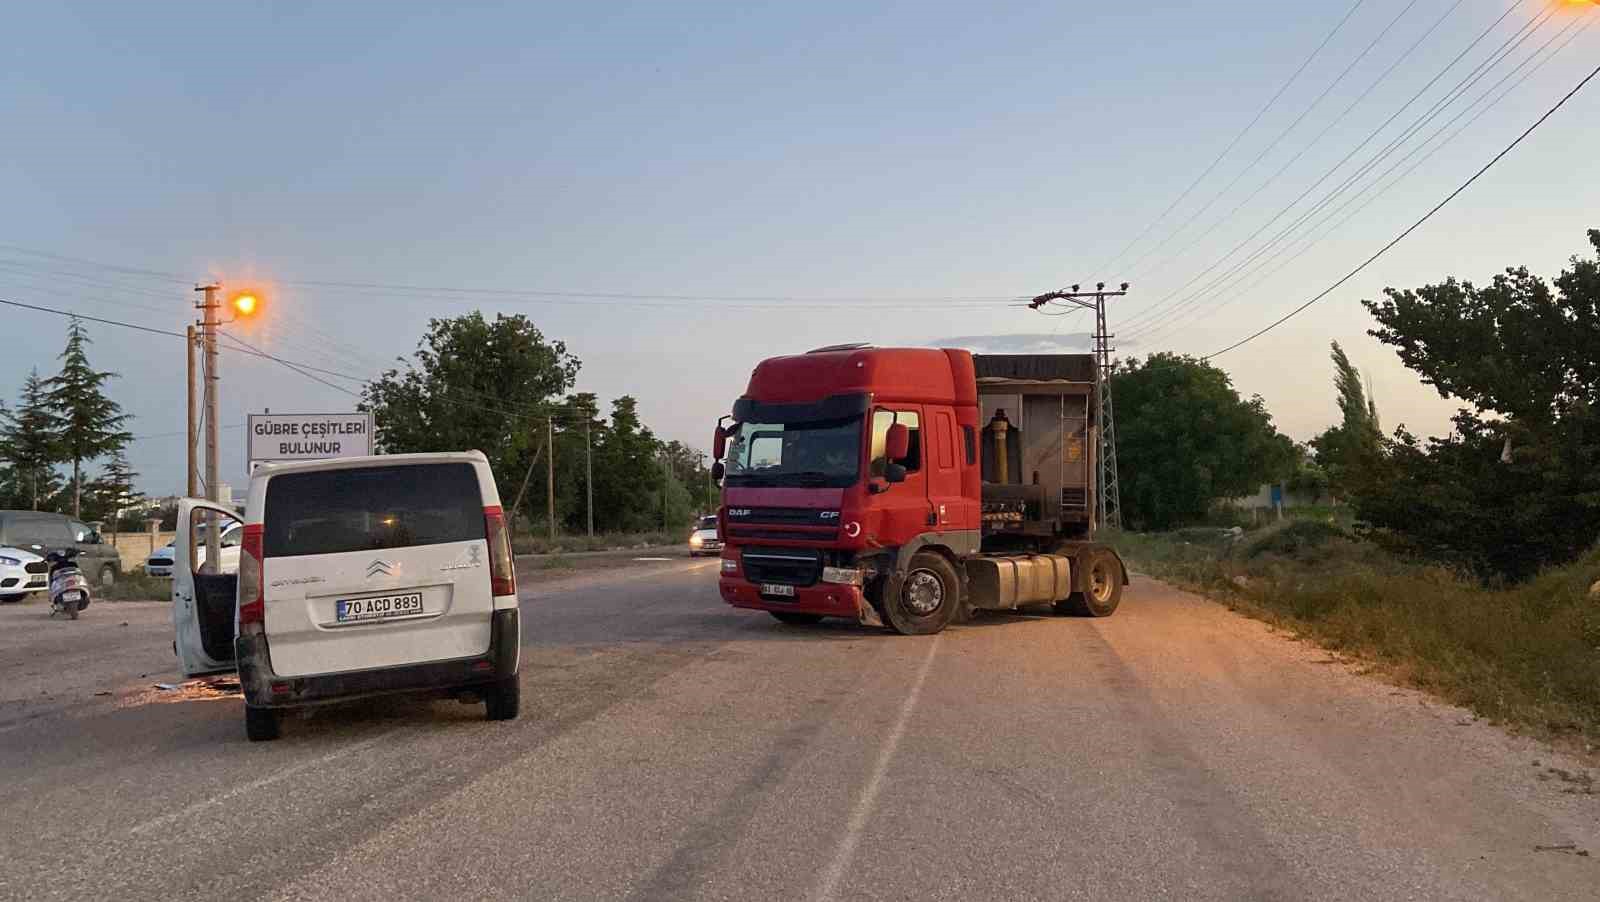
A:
724;507;840;542
740;548;822;587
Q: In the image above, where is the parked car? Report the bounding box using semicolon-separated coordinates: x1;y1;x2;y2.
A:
172;451;521;741
0;511;122;588
0;545;49;602
688;514;722;557
146;522;242;577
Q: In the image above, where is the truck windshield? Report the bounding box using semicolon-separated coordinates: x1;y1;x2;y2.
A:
722;417;861;488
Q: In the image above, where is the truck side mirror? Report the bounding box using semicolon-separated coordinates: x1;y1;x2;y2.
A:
885;463;908;484
713;426;728;460
711;461;725;483
886;423;910;462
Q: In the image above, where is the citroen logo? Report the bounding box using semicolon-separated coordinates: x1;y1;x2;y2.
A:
366;560;397;578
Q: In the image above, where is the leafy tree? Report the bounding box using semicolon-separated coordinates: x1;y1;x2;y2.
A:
361;311;581;488
81;450;144;533
1;368;65;510
1113;353;1297;530
1284;444;1331;503
590;396;667;533
47;320;131;517
1355;229;1600;579
1308;341;1382;499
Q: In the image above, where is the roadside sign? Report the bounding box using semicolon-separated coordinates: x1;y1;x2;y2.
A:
247;412;374;470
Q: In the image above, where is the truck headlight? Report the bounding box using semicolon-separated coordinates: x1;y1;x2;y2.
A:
721;559;738;574
821;566;863;586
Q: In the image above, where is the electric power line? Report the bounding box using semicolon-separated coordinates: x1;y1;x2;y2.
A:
1090;0;1371;277
1128;3;1575;342
1201;56;1600;361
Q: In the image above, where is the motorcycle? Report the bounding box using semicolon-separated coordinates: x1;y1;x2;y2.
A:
47;549;91;620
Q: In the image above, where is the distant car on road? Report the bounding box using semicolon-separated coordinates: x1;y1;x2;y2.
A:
0;545;48;602
0;511;122;589
146;522;242;577
688;515;722;557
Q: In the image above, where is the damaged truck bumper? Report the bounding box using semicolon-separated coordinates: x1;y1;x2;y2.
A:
720;577;878;624
236;609;520;708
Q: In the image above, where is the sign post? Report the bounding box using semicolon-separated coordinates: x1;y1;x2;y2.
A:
248;412;375;472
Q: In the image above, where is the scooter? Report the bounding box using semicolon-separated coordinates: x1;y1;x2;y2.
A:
47;549;91;620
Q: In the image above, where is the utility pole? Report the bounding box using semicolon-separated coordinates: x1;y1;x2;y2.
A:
186;325;198;499
585;419;594;538
660;451;669;531
546;419;556;542
195;284;222;573
704;451;713;514
1028;282;1129;532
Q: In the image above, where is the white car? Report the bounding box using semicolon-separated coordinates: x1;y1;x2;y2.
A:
0;545;49;602
688;515;722;557
146;523;242;577
172;452;522;741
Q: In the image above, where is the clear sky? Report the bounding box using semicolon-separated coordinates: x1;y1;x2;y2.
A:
3;1;1598;497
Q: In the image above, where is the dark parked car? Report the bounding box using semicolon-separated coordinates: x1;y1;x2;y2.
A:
0;511;122;588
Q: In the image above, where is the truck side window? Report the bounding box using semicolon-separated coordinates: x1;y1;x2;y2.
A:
869;410;922;476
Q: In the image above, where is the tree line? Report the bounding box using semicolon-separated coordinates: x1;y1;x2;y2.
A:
0;320;142;525
1113;227;1600;583
360;311;714;536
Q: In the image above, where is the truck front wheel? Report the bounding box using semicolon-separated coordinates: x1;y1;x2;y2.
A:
1057;548;1123;617
884;552;960;635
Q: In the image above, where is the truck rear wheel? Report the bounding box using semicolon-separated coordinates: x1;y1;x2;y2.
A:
770;612;823;626
884;552;960;635
1057;547;1123;617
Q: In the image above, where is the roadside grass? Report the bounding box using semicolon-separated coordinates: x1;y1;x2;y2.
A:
1114;523;1600;745
512;530;682;556
100;570;170;601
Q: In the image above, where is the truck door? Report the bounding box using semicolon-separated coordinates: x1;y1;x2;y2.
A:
172;498;244;677
927;409;973;534
869;408;933;539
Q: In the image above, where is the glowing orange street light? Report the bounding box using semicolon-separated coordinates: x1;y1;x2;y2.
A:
231;292;259;316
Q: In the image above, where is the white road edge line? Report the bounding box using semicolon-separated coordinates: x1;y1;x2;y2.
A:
812;634;941;902
129;728;403;836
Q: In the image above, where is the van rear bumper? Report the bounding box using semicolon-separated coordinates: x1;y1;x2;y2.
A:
237;609;520;708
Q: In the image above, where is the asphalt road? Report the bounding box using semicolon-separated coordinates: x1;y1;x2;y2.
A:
1;561;1596;901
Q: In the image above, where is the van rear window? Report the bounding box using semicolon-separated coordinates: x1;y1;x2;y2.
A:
262;463;485;558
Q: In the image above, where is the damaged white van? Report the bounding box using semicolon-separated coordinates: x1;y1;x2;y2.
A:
172;452;521;741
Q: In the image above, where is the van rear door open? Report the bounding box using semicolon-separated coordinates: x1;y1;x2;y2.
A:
257;463;497;678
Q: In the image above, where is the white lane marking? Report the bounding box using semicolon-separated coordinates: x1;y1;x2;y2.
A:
129;728;402;836
633;557;675;562
812;635;941;902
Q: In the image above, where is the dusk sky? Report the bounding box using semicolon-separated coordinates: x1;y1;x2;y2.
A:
4;1;1598;496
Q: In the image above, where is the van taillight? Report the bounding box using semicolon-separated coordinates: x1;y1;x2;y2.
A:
484;506;515;597
238;524;265;625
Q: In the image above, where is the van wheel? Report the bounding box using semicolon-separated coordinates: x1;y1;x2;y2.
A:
770;612;823;625
883;552;960;635
485;676;521;721
99;566;116;589
1057;548;1123;617
245;705;281;742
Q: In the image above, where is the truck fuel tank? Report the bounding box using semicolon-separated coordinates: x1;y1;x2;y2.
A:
964;554;1073;611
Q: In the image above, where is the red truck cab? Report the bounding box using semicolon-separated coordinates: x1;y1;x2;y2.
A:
714;344;1124;634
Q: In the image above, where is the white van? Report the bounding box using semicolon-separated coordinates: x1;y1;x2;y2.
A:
172;451;521;741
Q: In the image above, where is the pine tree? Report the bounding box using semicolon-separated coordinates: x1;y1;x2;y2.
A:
1;369;65;510
84;450;144;534
46;319;132;517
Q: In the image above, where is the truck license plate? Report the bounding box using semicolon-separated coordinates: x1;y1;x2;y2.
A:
336;592;425;623
760;583;795;598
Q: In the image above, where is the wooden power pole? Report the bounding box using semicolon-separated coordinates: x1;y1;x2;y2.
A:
585;419;594;538
186;325;198;499
546;418;556;542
